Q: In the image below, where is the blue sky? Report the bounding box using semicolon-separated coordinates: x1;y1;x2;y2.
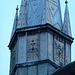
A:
0;0;75;75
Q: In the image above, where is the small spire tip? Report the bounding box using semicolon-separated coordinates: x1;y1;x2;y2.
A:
65;0;68;4
16;5;19;10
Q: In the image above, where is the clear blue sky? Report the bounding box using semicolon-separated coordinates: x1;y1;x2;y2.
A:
0;0;75;75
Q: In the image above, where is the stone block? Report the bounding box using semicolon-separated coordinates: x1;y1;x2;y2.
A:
28;66;37;75
38;63;47;75
17;67;27;75
18;33;26;63
40;30;47;59
65;41;71;65
48;31;53;61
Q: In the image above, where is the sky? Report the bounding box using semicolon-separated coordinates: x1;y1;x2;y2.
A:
0;0;75;75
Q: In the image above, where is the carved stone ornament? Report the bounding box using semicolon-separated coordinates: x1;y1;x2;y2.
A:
54;35;64;66
27;31;39;61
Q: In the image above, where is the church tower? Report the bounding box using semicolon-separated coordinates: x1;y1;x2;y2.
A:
8;0;73;75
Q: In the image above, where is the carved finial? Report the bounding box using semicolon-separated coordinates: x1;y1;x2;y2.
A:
16;5;19;11
65;0;68;4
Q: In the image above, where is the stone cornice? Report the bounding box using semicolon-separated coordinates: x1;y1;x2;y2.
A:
10;59;60;75
8;23;74;49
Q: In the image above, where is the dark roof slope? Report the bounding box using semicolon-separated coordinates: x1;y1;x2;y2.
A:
51;61;75;75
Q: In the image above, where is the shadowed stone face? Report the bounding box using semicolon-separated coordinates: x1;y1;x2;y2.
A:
27;31;39;61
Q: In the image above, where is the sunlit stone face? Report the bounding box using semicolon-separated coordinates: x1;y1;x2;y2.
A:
54;34;64;66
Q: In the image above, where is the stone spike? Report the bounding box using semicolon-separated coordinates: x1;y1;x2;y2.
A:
11;5;19;39
63;1;72;36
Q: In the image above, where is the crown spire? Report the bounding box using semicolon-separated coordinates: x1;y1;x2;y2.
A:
63;0;72;36
17;0;62;30
16;5;19;27
11;5;19;39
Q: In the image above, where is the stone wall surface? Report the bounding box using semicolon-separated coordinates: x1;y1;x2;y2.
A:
40;29;48;60
48;30;53;61
18;33;26;63
9;26;72;75
14;62;58;75
65;41;71;65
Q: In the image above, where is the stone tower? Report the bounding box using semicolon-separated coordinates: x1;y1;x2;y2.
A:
8;0;73;75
